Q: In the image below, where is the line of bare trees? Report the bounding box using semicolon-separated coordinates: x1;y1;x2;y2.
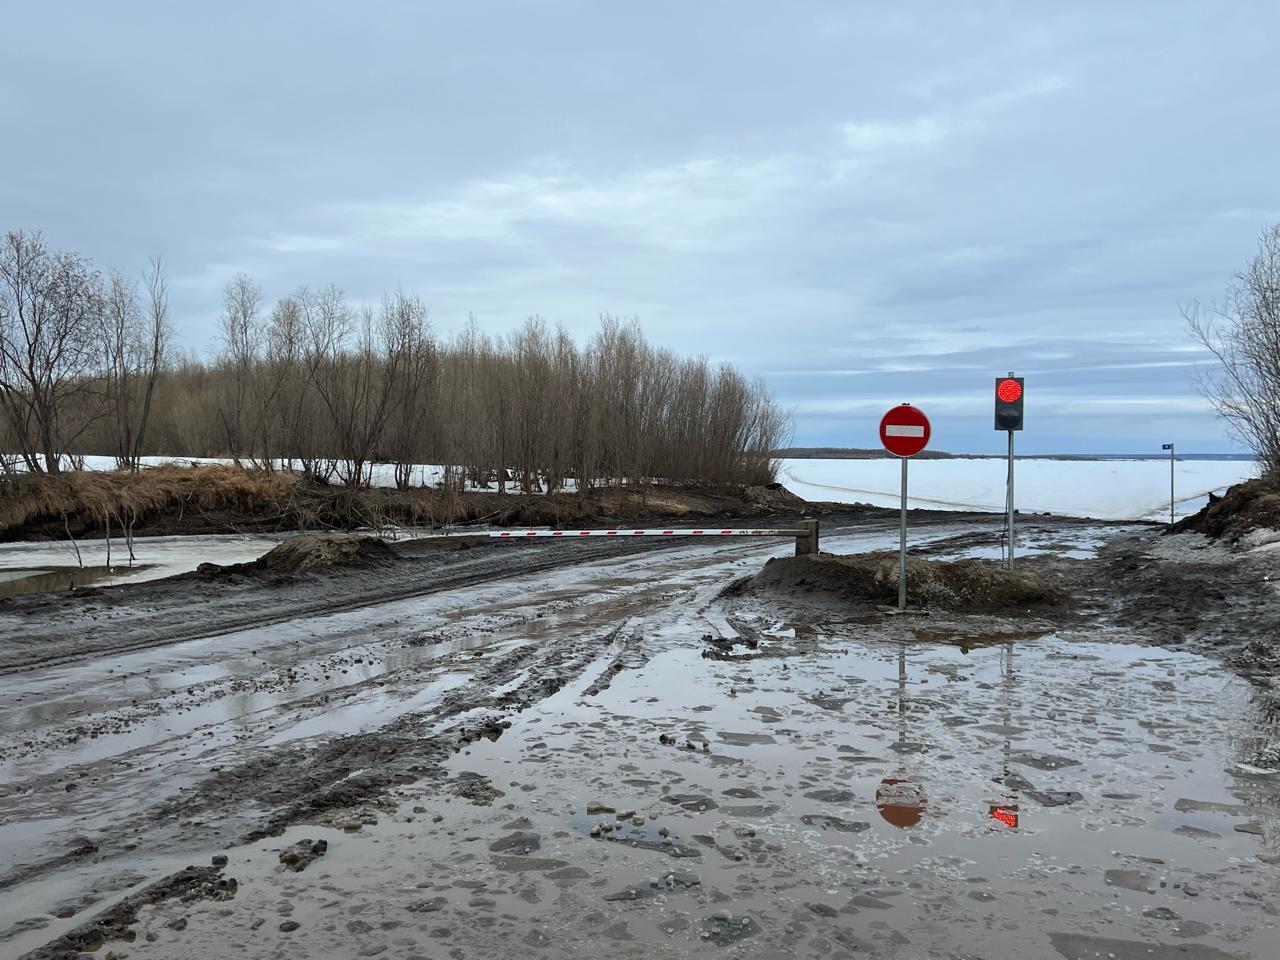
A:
2;230;789;490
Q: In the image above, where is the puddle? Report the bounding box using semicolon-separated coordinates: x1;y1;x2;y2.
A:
924;523;1133;562
435;631;1280;957
0;533;286;586
0;564;156;598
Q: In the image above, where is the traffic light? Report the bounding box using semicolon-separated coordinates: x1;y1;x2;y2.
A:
994;376;1024;431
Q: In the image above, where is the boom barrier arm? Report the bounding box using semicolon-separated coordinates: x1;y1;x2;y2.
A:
489;519;819;556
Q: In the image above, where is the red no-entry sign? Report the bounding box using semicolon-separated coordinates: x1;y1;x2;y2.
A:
879;403;931;612
879;404;931;458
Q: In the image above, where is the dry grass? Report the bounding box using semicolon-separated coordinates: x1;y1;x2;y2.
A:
0;465;301;536
0;464;477;539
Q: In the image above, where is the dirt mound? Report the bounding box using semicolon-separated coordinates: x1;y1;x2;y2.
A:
191;534;397;578
744;482;808;510
738;552;1064;612
253;534;396;573
484;482;817;528
1172;476;1280;541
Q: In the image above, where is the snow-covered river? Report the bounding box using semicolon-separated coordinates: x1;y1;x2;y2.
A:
779;456;1257;521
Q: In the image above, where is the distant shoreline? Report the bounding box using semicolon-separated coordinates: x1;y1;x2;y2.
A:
774;448;1255;462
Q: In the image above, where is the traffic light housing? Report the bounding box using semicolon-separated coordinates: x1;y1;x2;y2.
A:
994;377;1024;431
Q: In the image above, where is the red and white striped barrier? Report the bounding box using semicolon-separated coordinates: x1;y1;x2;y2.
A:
489;520;820;555
489;528;804;538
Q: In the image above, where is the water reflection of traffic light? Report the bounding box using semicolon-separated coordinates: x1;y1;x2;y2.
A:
989;803;1019;829
878;644;926;829
989;641;1020;830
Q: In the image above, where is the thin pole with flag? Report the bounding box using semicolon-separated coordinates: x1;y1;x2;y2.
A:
1162;443;1175;526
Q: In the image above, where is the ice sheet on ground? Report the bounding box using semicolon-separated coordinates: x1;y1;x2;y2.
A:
0;527;475;592
0;534;285;588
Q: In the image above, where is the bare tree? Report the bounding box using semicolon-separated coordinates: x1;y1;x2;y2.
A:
510;316;554;494
139;258;171;457
1188;223;1280;477
0;230;105;473
264;292;315;475
216;273;264;460
447;318;506;491
303;289;404;486
299;284;354;481
382;290;436;488
101;258;170;470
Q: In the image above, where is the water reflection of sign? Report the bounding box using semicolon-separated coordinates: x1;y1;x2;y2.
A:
877;778;926;828
990;805;1019;830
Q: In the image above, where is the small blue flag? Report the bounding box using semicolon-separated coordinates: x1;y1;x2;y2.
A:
1161;443;1173;450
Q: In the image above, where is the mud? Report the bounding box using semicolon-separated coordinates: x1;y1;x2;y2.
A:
19;864;230;960
1060;531;1280;688
1;511;1278;958
0;533;689;674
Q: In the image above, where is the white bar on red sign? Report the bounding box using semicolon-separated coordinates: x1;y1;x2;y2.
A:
884;424;926;437
488;528;799;538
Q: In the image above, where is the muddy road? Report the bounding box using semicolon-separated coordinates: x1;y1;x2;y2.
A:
1;513;1278;959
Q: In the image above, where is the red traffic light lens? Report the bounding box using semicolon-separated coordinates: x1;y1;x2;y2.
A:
997;379;1022;403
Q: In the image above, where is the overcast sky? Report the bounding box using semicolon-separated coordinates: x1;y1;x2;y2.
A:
3;2;1277;453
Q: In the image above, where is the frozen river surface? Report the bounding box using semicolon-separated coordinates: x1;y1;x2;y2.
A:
780;456;1257;521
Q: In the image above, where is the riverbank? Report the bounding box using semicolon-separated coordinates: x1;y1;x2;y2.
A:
0;464;816;542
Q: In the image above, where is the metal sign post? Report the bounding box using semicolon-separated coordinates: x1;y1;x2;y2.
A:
994;373;1024;570
899;456;908;610
1162;442;1175;526
1007;427;1015;569
879;403;932;611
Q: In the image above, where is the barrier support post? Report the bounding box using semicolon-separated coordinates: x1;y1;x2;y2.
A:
795;519;819;556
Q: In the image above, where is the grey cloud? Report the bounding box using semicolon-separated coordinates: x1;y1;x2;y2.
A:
1;1;1276;453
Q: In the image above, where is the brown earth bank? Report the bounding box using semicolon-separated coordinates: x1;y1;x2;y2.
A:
0;464;845;542
1172;475;1280;542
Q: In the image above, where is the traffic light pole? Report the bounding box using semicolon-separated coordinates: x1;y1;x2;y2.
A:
1007;428;1015;569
